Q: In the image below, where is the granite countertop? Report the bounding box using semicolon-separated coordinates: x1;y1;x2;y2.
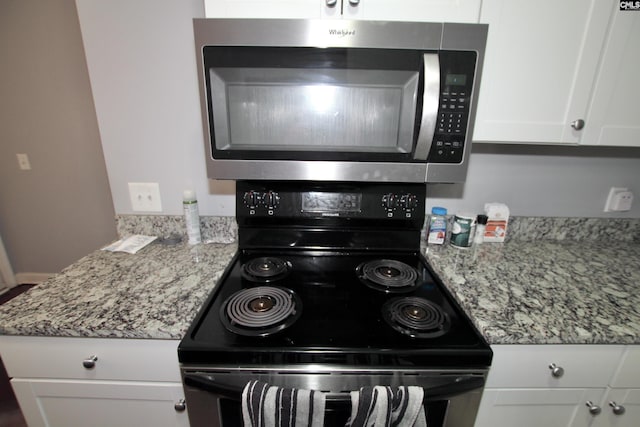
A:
0;240;236;339
424;240;640;345
0;216;638;345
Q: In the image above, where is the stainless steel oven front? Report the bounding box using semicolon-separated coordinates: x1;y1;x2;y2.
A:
193;19;488;183
181;366;488;427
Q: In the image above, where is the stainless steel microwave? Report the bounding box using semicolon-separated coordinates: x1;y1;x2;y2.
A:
194;19;487;183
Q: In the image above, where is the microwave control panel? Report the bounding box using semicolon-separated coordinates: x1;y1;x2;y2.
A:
427;51;477;164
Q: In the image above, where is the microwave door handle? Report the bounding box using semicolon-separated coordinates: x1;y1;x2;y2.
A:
414;53;440;161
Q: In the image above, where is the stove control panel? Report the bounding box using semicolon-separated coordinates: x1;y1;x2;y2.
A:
381;193;419;218
237;182;425;225
242;190;281;215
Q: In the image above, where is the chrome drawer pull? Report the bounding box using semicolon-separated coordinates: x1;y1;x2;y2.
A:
586;401;601;416
548;363;564;378
82;355;98;369
174;399;186;412
609;401;626;415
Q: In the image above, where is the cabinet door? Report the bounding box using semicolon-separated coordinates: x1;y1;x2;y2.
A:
349;0;480;23
204;0;480;21
11;379;189;427
474;388;605;427
204;0;323;19
473;0;613;143
593;389;640;427
580;8;640;147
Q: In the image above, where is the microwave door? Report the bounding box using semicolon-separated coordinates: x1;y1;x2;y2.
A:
414;53;440;160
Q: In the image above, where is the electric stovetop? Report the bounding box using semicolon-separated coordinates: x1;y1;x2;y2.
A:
178;248;491;367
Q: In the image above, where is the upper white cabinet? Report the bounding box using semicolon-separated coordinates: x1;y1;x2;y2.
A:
204;0;322;18
473;0;612;144
203;0;481;22
474;0;640;147
580;8;640;147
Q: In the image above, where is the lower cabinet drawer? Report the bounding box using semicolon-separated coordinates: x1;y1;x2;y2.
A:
474;388;607;427
611;346;640;388
11;379;189;427
486;345;625;388
0;336;181;382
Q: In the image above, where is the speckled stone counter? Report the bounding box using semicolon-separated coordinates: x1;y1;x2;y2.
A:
423;240;640;345
0;215;638;345
0;241;236;339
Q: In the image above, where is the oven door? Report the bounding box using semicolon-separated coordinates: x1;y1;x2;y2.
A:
181;367;487;427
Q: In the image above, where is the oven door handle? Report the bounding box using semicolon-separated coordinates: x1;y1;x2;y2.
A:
183;373;485;403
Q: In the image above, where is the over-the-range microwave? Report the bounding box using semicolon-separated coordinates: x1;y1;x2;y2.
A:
193;19;487;183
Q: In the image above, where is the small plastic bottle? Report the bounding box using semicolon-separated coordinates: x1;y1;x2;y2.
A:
183;190;201;245
427;207;448;245
474;214;488;245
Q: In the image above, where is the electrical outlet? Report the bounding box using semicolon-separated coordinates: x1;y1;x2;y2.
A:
604;187;634;212
128;182;162;212
16;153;31;170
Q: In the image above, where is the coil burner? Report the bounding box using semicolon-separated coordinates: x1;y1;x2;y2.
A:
241;257;291;282
220;286;301;337
382;297;450;338
357;259;419;293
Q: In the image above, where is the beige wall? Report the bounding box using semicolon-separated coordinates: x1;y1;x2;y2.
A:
0;0;116;277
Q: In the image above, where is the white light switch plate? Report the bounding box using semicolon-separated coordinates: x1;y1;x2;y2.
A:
128;182;162;212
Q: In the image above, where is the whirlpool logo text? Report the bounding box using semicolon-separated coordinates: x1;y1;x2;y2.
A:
328;28;356;37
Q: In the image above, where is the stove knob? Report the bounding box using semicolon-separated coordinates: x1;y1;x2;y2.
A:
262;191;280;209
401;194;418;210
382;193;398;210
243;191;260;208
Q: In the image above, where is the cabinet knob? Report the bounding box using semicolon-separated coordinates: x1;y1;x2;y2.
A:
585;401;601;416
571;119;585;130
174;399;186;412
82;355;98;369
609;401;626;415
548;363;564;378
349;0;361;4
326;0;338;7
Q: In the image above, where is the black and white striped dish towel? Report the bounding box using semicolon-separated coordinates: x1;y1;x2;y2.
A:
242;380;326;427
346;386;427;427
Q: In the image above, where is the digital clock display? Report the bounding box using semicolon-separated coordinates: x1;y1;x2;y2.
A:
301;192;361;213
445;74;467;86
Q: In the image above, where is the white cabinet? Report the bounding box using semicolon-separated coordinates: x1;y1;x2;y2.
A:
591;347;640;427
335;0;481;22
203;0;481;22
474;345;627;427
476;388;607;427
0;336;189;427
11;380;188;427
474;0;640;147
203;0;322;19
473;0;612;144
579;8;640;147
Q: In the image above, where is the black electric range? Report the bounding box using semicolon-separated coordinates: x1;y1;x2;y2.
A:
178;181;491;368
